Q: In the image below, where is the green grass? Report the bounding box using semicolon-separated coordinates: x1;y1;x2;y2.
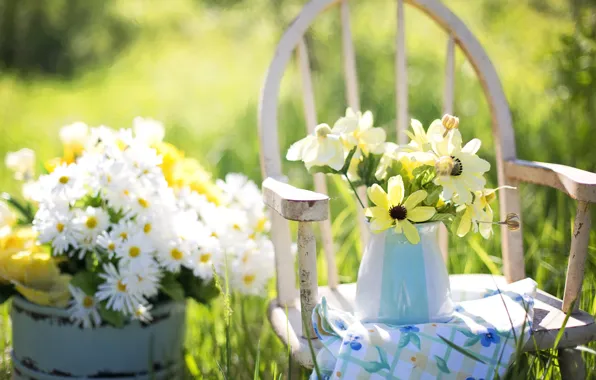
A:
1;0;595;378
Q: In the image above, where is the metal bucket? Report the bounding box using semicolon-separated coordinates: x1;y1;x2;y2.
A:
10;296;186;379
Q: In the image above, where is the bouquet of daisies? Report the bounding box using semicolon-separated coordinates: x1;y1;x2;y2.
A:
287;108;519;244
0;118;274;328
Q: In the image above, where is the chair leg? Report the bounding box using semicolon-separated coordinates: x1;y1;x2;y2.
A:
558;348;585;380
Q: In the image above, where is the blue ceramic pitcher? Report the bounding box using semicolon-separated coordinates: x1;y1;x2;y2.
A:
354;221;454;325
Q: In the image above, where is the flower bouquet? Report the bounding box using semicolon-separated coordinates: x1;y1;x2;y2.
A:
1;118;274;379
287;109;518;324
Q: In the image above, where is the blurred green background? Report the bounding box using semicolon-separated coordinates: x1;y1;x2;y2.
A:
1;0;595;378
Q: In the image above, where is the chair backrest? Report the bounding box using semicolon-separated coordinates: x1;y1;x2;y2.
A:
258;0;525;306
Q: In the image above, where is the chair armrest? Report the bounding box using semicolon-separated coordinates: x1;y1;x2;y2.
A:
505;159;596;203
262;177;329;222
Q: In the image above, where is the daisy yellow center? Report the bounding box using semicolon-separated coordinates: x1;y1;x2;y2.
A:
138;198;149;208
199;253;211;263
56;223;65;232
82;296;94;308
59;176;69;184
211;232;218;238
85;216;98;229
117;280;127;292
137;275;144;281
143;223;152;234
108;242;116;251
232;224;241;231
248;233;256;240
243;274;256;286
389;205;407;221
119;232;128;240
123;189;130;196
450;156;463;176
170;248;183;261
242;253;249;264
129;246;141;257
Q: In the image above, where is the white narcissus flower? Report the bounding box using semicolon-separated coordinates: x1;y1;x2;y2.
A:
133;117;165;146
334;108;386;156
432;130;490;204
365;175;436;244
67;285;102;328
5;148;36;181
286;123;345;171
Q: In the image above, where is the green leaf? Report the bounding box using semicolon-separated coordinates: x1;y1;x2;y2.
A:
434;355;451;374
160;272;185;302
430;213;454;222
84;251;99;271
438;334;486;364
98;302;125;328
409;333;421;350
375;346;390;367
450;211;464;235
178;267;220;304
398;333;410;348
307;165;339;175
340;147;358;175
424;186;443;206
70;271;102;295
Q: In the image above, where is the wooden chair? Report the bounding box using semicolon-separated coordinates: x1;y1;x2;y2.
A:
257;0;596;378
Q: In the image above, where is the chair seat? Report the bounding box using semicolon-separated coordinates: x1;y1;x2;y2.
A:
267;274;596;368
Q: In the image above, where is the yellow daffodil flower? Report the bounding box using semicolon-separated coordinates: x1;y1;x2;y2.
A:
154;141;185;184
170;158;223;205
365;175;436;244
0;201;16;238
59;122;89;163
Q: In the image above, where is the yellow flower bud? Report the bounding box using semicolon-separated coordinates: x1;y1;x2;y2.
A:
505;213;520;231
441;114;459;137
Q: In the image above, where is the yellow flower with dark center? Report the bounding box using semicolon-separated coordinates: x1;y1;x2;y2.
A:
365;175;436;244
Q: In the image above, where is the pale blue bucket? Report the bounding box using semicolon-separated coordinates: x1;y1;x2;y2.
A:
354;221;455;325
10;296;186;380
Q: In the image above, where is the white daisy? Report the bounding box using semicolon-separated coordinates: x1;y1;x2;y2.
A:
120;260;161;299
96;263;145;315
109;220;141;243
132;303;153;324
36;164;86;203
115;232;156;271
33;203;81;255
67;285;102;329
73;207;109;251
59;122;89;148
156;236;193;272
189;237;222;280
216;173;262;210
96;230;119;257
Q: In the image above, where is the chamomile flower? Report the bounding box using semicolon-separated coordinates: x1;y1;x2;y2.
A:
67;285;101;329
156;237;192;272
216;173;261;211
120;259;161;298
96;230;119;257
132;303;153;323
190;237;222;280
432;130;490;204
286;123;345;171
231;248;273;296
74;206;109;242
365;175;436;244
60;122;89;161
115;232;156;271
37;164;86;203
34;203;81;255
96;263;145;315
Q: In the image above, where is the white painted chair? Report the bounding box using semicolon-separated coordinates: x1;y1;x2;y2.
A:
258;0;596;378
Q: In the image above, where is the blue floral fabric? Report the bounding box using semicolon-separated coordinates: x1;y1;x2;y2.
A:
310;278;536;380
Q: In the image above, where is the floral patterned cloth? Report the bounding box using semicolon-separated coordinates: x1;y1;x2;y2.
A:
310;278;537;380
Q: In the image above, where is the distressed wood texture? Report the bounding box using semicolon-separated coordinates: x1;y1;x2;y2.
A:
562;201;592;313
297;222;319;338
267;274;596;368
297;39;339;289
263;177;329;222
505;159;596;203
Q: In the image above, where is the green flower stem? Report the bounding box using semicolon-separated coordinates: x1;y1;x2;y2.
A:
345;175;365;209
